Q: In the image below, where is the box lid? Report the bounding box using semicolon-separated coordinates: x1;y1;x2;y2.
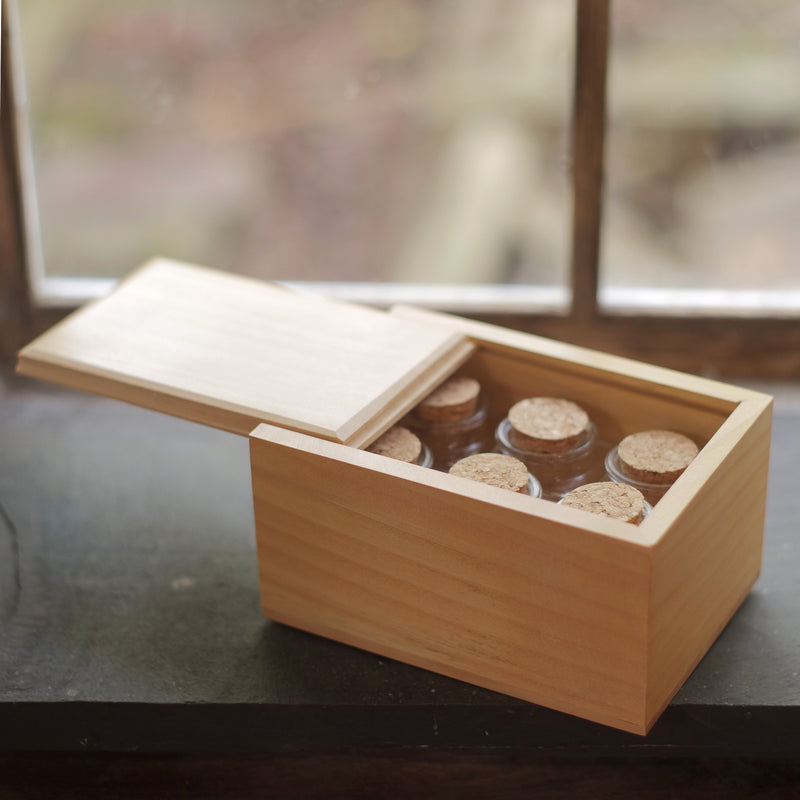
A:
17;259;474;448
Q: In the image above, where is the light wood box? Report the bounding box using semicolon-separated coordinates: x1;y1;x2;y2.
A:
17;259;772;735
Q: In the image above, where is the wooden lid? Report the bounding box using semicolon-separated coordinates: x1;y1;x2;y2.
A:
16;258;473;448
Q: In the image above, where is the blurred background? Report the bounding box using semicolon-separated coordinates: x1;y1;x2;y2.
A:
15;0;800;303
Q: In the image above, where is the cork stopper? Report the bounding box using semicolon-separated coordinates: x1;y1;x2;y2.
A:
367;426;423;464
561;481;646;525
507;397;591;454
617;430;698;484
415;376;481;423
449;453;530;494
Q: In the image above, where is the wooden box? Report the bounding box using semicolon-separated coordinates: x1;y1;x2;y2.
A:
17;259;772;735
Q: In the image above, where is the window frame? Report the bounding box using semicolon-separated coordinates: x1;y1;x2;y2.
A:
3;0;800;377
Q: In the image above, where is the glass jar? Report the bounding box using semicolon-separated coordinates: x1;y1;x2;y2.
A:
495;396;607;500
605;429;699;506
558;480;651;525
407;376;493;470
448;453;542;497
367;425;433;468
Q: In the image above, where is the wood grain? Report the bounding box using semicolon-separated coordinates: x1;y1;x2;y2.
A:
248;312;771;734
250;422;652;734
16;258;472;447
644;395;772;726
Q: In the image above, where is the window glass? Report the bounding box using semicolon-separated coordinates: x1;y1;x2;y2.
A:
18;0;573;300
602;1;800;309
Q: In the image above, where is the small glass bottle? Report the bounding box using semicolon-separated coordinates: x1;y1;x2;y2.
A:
559;481;651;526
605;429;699;506
407;376;492;471
448;452;542;497
367;425;433;468
495;396;606;500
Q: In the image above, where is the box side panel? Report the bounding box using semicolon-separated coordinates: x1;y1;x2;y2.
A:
645;398;773;728
250;427;651;734
391;305;761;407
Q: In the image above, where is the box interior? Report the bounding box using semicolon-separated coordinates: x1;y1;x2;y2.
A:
381;340;736;521
455;344;732;447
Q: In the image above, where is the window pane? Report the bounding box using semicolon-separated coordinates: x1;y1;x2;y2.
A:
17;0;573;302
602;1;800;311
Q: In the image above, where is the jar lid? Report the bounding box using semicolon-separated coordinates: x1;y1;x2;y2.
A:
414;376;481;422
367;426;423;464
560;481;646;525
449;453;531;493
617;430;698;484
507;397;591;453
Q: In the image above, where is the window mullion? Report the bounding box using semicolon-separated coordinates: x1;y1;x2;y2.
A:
0;0;34;354
569;0;609;323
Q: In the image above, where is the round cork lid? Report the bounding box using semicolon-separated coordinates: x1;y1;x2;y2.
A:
507;397;591;453
414;376;481;422
449;453;530;493
617;430;698;484
561;481;646;525
367;426;423;464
